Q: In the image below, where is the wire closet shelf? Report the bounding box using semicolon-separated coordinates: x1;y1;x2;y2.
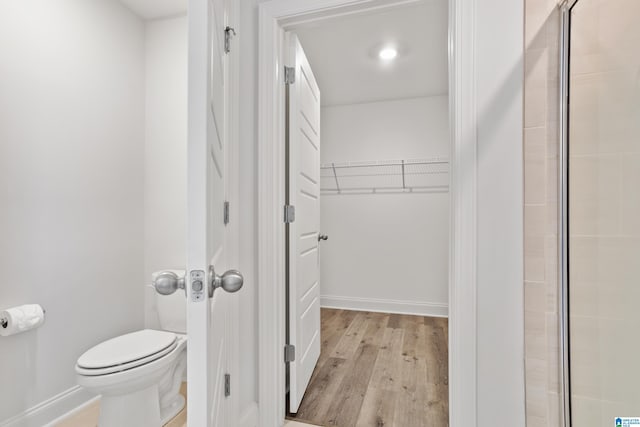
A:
320;158;449;194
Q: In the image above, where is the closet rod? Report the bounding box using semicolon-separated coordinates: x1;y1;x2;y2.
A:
326;160;449;169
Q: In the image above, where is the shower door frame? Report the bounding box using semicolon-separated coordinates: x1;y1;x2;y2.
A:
559;1;580;426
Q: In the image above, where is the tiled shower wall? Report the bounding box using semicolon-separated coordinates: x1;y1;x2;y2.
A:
568;0;640;422
524;0;563;426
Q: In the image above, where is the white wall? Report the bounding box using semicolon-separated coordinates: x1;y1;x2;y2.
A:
0;0;146;423
476;0;525;423
319;97;449;316
143;16;188;329
240;0;525;425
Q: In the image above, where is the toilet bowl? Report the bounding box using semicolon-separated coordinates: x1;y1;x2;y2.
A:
76;329;187;427
76;271;188;427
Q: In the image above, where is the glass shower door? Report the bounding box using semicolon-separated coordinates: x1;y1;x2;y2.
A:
566;0;640;424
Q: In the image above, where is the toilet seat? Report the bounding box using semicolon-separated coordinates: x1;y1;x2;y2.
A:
76;329;178;376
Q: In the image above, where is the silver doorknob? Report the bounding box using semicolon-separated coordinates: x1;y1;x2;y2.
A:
209;267;244;297
318;234;328;241
152;271;186;296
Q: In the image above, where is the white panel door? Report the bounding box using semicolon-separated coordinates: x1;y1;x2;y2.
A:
187;0;239;426
287;33;322;414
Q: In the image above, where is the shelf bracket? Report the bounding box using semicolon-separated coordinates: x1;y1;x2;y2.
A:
331;162;341;193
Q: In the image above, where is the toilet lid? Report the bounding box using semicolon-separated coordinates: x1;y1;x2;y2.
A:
77;329;177;375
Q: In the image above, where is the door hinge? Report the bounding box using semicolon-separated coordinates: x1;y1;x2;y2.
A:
284;205;296;223
224;373;231;397
224;201;230;225
284;66;296;85
284;344;296;363
224;26;236;54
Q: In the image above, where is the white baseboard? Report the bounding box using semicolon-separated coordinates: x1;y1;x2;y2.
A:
0;386;95;427
1;387;255;427
239;402;259;427
320;295;448;318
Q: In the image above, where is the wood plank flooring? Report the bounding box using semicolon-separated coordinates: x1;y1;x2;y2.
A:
289;309;448;427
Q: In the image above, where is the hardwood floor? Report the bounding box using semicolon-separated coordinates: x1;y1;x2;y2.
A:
289;309;448;427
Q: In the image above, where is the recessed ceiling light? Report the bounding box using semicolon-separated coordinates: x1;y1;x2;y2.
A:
378;47;397;61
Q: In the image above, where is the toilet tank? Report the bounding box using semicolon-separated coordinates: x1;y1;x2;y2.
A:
153;270;187;334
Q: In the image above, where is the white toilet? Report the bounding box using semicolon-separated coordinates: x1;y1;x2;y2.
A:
76;278;187;427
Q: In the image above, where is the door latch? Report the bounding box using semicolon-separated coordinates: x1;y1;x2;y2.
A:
190;270;206;302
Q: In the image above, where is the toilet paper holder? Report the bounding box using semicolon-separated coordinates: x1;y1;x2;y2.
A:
0;307;46;329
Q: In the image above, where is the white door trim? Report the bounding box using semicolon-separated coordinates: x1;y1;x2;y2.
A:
225;0;241;422
257;1;478;426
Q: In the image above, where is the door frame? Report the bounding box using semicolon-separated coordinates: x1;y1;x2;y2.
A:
257;0;479;425
225;0;241;422
558;1;580;426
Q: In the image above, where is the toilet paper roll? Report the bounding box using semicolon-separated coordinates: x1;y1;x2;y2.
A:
0;304;45;337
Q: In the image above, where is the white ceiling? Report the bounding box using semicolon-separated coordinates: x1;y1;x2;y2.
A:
294;0;449;106
118;0;187;20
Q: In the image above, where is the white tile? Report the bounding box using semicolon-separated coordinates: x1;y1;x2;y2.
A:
568;74;599;155
545;313;560;392
525;235;546;284
568;236;597;282
597;317;640;404
526;357;547;390
547;392;561;425
526;382;548;419
525;48;548;128
601;399;637;427
546;77;559;124
572;236;640;287
524;127;547;205
525;310;547;360
571;396;602;427
525;281;546;313
525;205;547;282
545;154;559;204
569;154;621;236
544;236;558;312
569;315;602;399
570;2;599;57
620;154;640;235
525;414;547;427
525;0;557;51
568;279;597;317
